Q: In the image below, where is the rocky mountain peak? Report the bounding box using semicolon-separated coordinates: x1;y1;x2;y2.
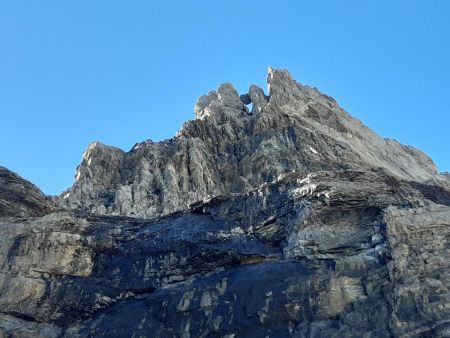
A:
194;67;305;121
1;68;450;337
57;68;445;218
249;84;269;111
194;83;246;121
267;66;297;96
266;67;309;111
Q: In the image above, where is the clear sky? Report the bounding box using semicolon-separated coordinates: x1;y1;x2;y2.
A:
1;1;449;195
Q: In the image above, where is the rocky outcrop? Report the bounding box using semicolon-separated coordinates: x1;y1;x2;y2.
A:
1;68;449;337
1;169;450;337
57;68;444;219
0;167;57;219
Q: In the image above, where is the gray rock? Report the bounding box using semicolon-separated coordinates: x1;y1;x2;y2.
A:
1;68;449;337
57;68;444;219
0;166;57;219
248;84;268;113
1;169;450;337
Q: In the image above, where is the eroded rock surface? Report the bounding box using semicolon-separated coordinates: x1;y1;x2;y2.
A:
1;68;449;337
57;68;445;218
0;167;57;219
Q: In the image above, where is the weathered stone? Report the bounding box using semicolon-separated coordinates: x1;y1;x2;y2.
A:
0;68;449;337
248;84;268;113
57;68;445;219
0;166;57;218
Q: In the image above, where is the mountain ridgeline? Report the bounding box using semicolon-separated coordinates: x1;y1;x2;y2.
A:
1;68;450;337
57;67;445;218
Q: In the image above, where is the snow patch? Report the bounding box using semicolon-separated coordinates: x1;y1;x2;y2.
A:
317;191;331;199
291;174;317;197
291;184;317;197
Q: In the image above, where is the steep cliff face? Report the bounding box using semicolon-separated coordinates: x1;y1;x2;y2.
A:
57;68;443;218
1;169;450;337
1;68;450;337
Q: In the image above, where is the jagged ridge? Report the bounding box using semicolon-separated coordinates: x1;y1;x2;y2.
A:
58;68;444;218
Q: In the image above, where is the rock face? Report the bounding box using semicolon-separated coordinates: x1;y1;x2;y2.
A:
57;67;444;218
0;167;57;219
1;68;450;337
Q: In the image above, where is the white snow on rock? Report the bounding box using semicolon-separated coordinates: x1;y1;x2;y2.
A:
309;146;318;154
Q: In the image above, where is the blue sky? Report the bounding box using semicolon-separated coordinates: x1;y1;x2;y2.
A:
1;1;449;195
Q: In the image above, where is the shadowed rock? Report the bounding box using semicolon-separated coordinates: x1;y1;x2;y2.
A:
0;167;57;218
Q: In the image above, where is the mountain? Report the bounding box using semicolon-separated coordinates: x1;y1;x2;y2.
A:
57;67;446;218
1;68;449;337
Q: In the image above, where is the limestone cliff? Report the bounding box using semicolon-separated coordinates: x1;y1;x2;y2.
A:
1;68;450;337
